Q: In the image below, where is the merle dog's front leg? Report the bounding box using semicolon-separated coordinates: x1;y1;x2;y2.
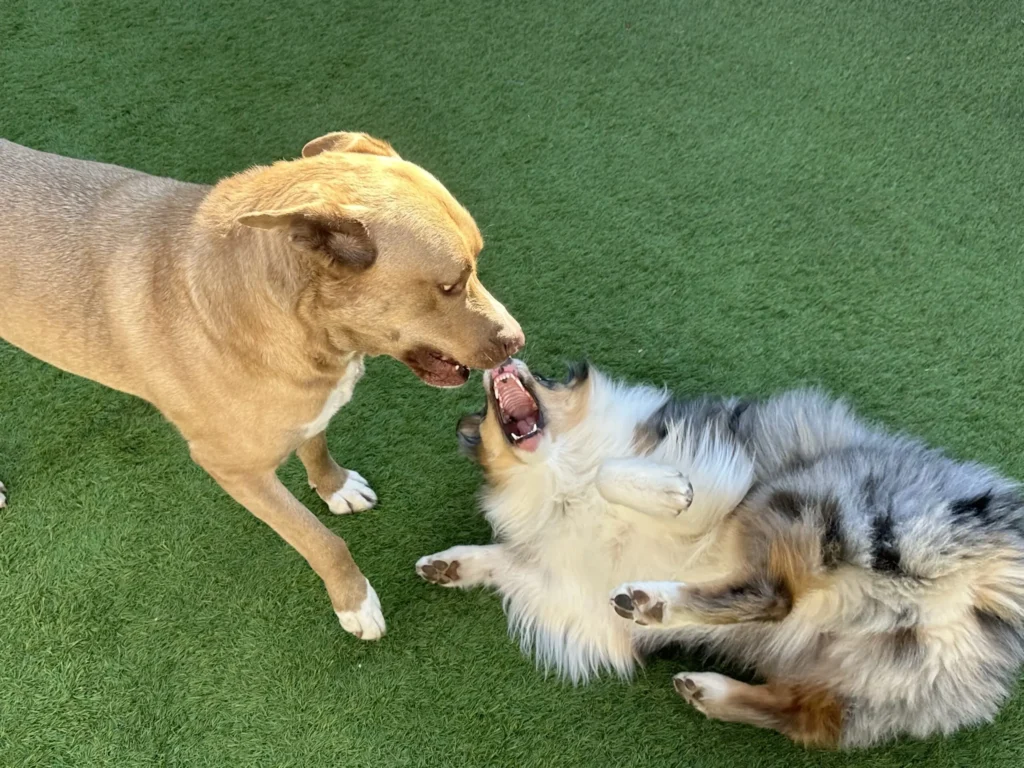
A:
596;458;693;518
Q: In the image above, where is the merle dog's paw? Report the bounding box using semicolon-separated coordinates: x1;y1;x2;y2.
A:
416;556;462;586
609;581;683;626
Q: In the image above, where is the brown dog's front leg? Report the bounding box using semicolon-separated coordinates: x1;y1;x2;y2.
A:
203;464;385;640
297;432;377;515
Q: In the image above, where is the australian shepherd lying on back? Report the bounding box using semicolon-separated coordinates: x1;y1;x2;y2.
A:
416;360;1024;748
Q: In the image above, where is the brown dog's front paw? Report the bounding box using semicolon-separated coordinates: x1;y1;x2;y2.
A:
325;470;377;514
416;556;461;586
334;578;386;640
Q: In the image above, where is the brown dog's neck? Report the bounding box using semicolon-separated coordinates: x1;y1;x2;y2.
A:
180;194;360;382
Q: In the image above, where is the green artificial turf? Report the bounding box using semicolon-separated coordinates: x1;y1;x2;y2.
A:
2;0;1024;764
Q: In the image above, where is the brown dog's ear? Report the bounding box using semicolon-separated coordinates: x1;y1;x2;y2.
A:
237;204;377;270
301;132;400;159
457;410;486;462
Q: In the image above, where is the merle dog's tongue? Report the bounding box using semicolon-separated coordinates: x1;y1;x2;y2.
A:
496;378;535;418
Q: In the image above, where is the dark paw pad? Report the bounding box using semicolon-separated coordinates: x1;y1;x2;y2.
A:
419;559;461;585
612;592;634;614
611;586;666;626
674;676;701;699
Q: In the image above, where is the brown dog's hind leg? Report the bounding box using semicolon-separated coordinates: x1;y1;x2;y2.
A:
297;431;376;515
201;461;385;640
674;674;844;748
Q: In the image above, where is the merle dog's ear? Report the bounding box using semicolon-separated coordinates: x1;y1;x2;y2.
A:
457;410;485;461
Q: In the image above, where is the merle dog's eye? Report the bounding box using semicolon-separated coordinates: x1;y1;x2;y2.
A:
534;374;555;388
564;361;590;385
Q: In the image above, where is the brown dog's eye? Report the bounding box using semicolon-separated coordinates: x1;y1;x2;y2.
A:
439;281;464;297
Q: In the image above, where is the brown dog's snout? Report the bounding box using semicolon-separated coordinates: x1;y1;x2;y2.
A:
500;328;526;359
469;278;524;365
476;334;523;369
474;327;524;369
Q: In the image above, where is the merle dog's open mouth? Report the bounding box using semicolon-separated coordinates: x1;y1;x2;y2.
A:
489;361;544;451
402;347;471;388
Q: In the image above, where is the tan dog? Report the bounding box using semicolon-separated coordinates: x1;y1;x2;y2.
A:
0;133;523;639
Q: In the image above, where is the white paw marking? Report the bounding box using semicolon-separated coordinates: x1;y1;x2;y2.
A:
610;581;684;627
327;470;377;514
336;579;386;640
673;672;732;714
0;480;5;508
597;459;693;518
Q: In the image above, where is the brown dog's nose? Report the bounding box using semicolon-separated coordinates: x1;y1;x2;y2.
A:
501;329;525;359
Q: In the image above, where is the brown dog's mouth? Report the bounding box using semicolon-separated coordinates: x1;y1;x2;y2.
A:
489;361;544;451
402;347;471;388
